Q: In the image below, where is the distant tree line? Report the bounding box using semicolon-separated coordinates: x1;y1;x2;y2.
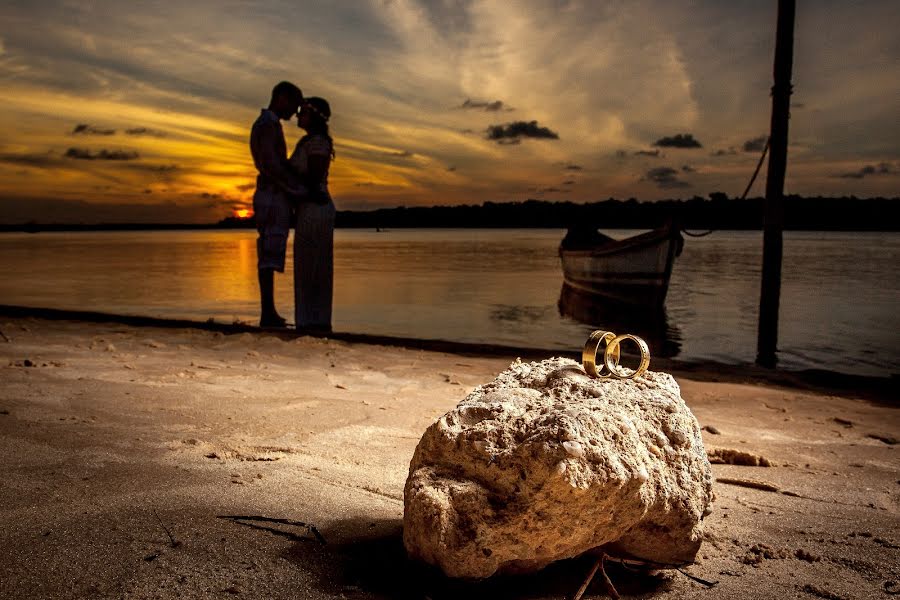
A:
1;194;897;231
334;194;899;231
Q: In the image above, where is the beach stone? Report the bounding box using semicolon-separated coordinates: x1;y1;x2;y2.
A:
403;357;713;579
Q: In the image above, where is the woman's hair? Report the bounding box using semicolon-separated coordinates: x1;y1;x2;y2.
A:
302;97;331;136
299;96;334;159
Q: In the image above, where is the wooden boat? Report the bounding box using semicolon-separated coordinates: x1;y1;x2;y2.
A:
558;222;683;307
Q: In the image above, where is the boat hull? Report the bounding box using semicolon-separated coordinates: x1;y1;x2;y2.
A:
559;227;682;307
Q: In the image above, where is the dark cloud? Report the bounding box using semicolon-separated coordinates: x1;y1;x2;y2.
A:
834;162;897;179
65;148;139;161
538;187;562;193
615;150;628;158
645;166;691;189
122;163;180;182
72;124;116;136
446;166;457;172
681;165;695;173
653;133;702;148
486;120;559;143
634;149;661;157
125;163;178;173
0;151;62;168
562;180;576;185
711;147;738;157
564;164;583;171
459;98;509;111
354;181;378;187
125;127;167;137
742;135;768;152
199;192;239;207
235;182;256;192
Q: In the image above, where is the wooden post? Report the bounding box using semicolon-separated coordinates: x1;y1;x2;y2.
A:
757;0;795;368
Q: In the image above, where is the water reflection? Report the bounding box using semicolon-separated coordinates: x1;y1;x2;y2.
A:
557;283;682;358
489;304;553;324
0;229;896;375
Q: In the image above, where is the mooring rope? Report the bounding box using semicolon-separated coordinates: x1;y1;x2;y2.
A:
739;137;770;201
681;228;715;238
682;137;770;238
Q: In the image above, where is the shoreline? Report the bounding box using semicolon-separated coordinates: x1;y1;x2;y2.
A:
0;303;895;403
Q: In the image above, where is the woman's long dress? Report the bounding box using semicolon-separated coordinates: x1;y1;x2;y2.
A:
289;134;334;330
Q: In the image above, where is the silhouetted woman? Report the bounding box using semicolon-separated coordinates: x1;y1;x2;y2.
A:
289;97;335;332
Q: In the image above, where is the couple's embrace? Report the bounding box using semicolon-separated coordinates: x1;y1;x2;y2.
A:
250;81;335;332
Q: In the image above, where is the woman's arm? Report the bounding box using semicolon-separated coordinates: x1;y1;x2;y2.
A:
304;155;329;189
300;136;332;204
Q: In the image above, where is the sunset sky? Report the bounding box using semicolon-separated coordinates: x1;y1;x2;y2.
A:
0;0;897;223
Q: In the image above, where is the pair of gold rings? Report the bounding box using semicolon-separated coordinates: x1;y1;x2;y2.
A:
582;330;650;380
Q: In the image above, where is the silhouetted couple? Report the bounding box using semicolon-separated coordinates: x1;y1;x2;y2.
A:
250;81;335;332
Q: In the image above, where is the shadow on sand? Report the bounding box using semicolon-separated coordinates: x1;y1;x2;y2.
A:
278;518;674;599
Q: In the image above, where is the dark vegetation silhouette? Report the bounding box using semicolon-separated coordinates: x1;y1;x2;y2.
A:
1;194;897;232
334;194;898;231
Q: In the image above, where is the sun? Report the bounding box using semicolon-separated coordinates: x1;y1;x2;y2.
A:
233;208;252;219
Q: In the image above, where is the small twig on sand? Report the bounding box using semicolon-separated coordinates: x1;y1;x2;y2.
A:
574;553;619;600
0;329;9;343
677;568;718;588
217;515;326;545
598;555;621;600
152;509;181;548
573;556;601;600
716;477;780;493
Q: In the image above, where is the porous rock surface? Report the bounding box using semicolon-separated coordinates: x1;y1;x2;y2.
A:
403;357;713;579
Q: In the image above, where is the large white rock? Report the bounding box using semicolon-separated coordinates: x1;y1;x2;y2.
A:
403;357;713;579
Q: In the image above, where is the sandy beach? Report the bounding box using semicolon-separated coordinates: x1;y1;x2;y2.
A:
0;316;897;599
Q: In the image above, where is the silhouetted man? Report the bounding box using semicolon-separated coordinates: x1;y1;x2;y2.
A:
250;81;303;327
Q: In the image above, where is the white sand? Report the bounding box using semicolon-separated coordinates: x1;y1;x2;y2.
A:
0;317;897;599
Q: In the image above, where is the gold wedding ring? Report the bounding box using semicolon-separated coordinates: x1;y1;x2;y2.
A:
604;334;650;380
582;330;620;378
582;330;650;380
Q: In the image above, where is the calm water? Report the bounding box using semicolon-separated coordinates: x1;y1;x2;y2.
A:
0;229;897;377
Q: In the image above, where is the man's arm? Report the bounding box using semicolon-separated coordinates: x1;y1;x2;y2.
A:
256;122;303;193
